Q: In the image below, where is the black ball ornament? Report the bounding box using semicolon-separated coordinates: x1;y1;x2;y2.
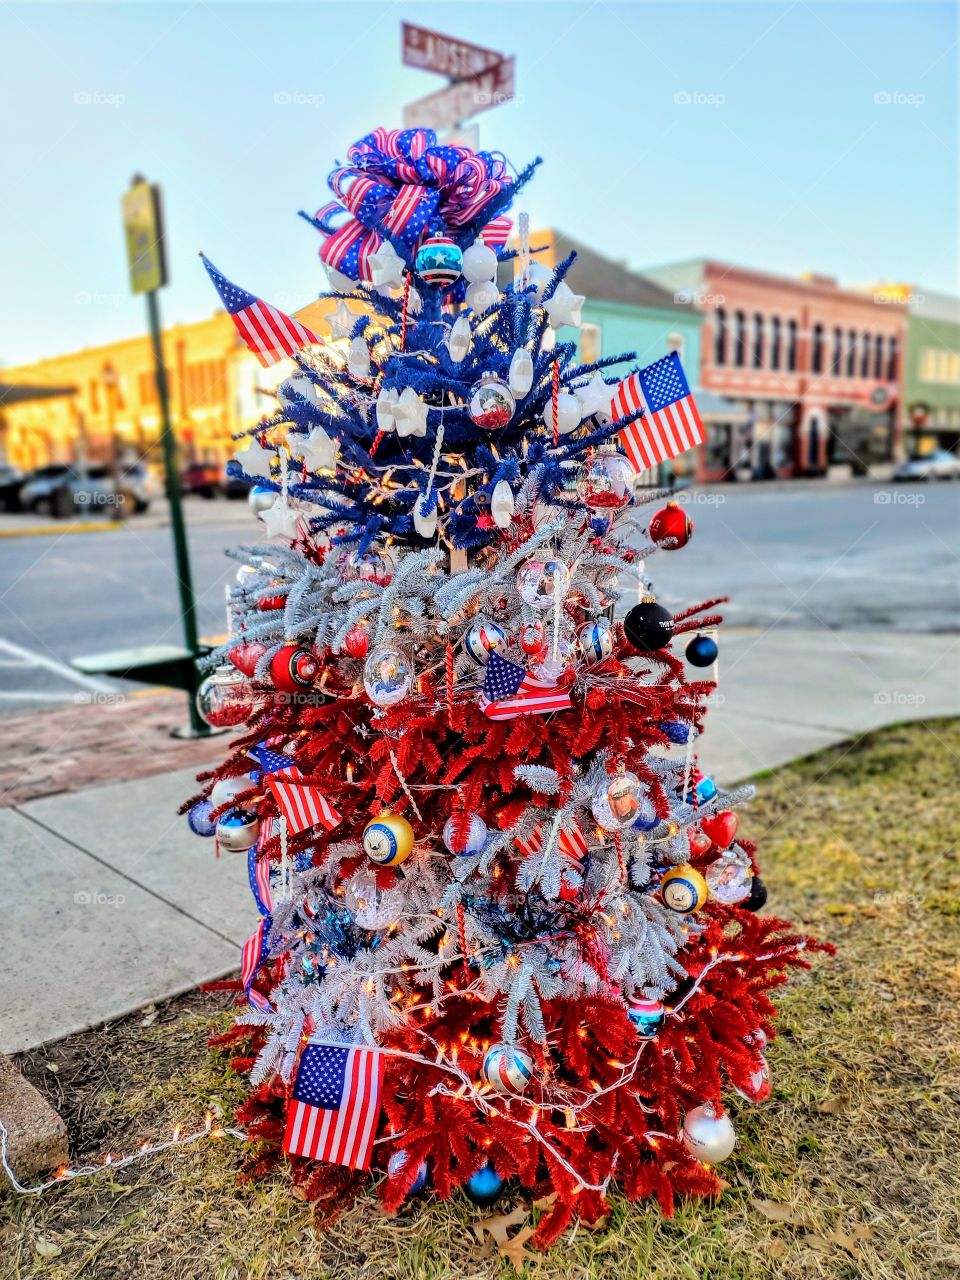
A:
685;633;718;667
624;597;674;652
743;875;767;911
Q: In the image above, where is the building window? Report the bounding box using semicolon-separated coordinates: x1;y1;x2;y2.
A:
183;359;227;409
886;336;898;382
846;329;857;378
666;331;685;359
714;308;727;365
873;334;885;380
579;323;602;365
786;319;798;372
752;313;764;368
734;310;746;367
811;323;824;374
88;380;100;413
860;332;871;378
831;327;843;374
919;347;960;384
769;316;781;369
138;371;158;405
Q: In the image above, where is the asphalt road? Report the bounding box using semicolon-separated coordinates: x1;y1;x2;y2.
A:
0;484;957;710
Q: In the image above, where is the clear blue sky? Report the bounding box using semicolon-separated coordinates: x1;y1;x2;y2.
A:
1;1;956;366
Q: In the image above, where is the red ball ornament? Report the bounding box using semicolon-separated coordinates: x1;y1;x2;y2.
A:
343;624;369;659
227;641;267;678
585;688;607;710
700;809;738;850
688;829;713;857
649;502;693;550
258;593;285;612
520;622;546;656
269;645;319;693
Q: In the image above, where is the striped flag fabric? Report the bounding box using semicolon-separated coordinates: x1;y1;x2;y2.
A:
479;651;572;721
267;773;342;835
201;255;320;367
480;215;512;248
283;1042;385;1170
609;351;705;470
515;816;588;862
240;919;272;1012
248;835;273;916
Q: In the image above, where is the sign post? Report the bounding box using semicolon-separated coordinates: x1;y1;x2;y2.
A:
401;23;515;134
74;176;212;736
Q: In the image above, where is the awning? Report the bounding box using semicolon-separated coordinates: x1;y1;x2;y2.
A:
0;381;77;406
694;389;752;424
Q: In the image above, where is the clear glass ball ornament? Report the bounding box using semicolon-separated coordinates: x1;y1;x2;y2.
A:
591;770;648;831
517;558;571;611
362;645;414;708
705;850;753;904
469;373;515;431
575;450;636;510
195;665;254;728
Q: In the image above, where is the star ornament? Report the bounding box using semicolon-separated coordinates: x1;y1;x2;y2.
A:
576;371;612;420
260;498;304;541
328;300;356;340
296;428;338;474
544;281;585;330
233;438;276;480
367;240;406;289
391;386;428;438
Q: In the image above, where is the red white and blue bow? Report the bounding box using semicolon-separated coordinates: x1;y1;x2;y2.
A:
314;127;511;281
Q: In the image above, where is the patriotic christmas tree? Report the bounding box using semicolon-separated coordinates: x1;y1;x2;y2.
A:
186;126;823;1245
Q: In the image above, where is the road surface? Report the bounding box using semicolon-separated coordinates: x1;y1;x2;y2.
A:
0;484;957;710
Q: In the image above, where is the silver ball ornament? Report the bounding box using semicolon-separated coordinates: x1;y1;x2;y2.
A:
681;1103;737;1164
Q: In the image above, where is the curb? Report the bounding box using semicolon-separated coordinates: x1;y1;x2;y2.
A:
0;521;119;538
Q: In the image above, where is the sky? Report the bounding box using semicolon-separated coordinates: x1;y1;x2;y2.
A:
1;0;956;367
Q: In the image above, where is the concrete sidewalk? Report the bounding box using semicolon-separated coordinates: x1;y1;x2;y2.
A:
1;627;956;1053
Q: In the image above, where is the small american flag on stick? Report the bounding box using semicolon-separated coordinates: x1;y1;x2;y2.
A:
610;351;704;470
267;773;341;835
283;1042;385;1170
201;255;319;367
480;651;572;721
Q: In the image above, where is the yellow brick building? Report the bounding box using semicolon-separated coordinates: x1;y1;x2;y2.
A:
0;298;340;471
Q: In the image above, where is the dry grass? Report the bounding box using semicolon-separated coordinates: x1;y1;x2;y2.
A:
3;718;960;1280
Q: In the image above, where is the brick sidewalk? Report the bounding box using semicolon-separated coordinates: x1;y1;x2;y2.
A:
0;692;225;807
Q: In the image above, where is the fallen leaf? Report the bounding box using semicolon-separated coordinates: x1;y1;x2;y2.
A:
750;1198;818;1230
817;1095;850;1115
765;1239;788;1259
532;1192;557;1211
474;1207;539;1272
44;1062;60;1074
823;1224;875;1259
34;1237;61;1259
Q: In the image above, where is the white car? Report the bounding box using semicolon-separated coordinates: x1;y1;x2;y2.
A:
892;450;960;481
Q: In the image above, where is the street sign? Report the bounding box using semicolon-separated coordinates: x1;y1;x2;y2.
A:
403;56;516;131
121;177;167;295
401;23;501;79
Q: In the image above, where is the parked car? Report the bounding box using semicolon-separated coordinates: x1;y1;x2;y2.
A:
19;462;152;515
181;460;221;498
892;450;960;482
222;462;251;499
0;463;24;511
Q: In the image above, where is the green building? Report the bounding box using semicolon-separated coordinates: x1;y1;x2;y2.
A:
902;289;960;453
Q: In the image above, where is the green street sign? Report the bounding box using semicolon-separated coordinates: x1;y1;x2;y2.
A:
121;177;167;294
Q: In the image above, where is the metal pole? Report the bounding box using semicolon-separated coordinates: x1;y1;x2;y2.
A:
145;288;206;735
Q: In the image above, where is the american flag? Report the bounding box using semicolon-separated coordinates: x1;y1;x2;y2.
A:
267;774;342;835
515;816;588;862
480;651;572;721
610;351;704;470
480;215;512;248
201;255;319;368
248;837;273;916
240;919;272;1012
251;744;297;777
283;1042;385;1170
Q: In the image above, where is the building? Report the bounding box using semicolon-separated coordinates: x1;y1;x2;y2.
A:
643;258;906;479
0;306;330;472
892;287;960;454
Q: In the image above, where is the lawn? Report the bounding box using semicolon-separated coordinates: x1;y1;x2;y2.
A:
3;719;959;1280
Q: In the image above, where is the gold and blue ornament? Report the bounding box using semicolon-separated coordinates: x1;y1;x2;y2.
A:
363;812;415;866
659;864;709;913
626;997;665;1038
464;621;505;666
415;233;462;287
481;1043;534;1096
